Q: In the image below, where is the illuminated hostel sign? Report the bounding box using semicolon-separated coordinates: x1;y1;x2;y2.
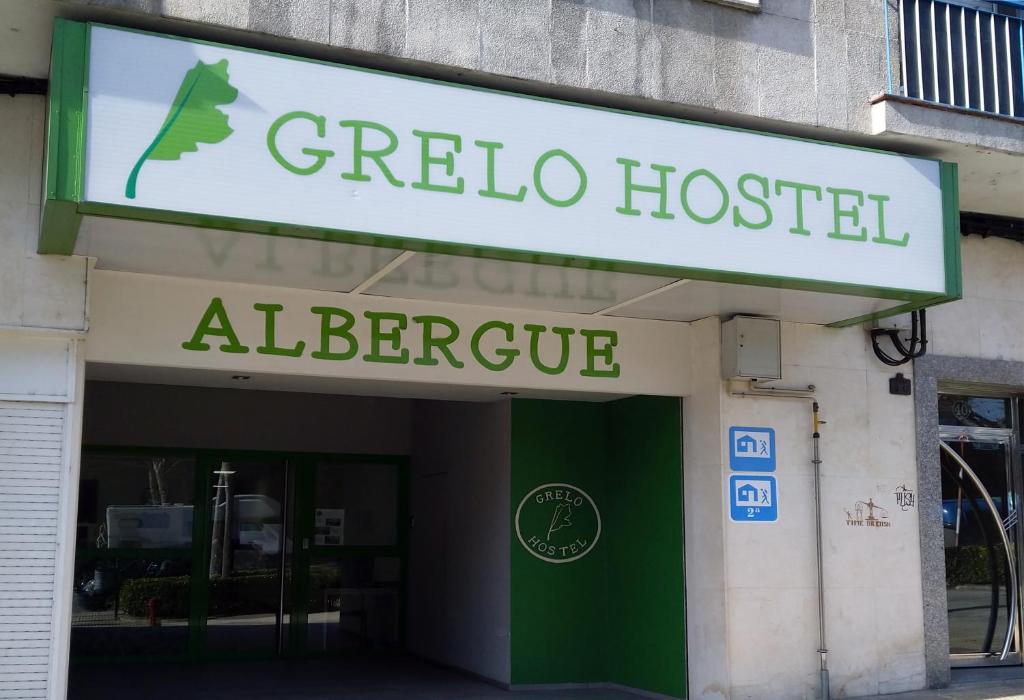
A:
44;21;960;313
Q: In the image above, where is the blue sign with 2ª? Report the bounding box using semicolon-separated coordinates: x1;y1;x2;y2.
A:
729;475;778;522
729;426;776;471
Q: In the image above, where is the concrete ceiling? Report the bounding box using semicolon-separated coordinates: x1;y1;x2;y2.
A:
86;361;625;402
871;97;1024;219
75;215;907;327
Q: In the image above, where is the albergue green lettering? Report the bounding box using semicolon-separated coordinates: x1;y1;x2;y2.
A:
310;306;357;360
363;310;409;364
524;324;575;375
181;297;249;354
180;300;623;380
580;329;620;378
413;315;464;368
255;303;305;357
470;321;519;371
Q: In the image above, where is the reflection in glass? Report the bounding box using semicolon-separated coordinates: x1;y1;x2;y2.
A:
76;216;405;294
938;395;1012;429
314;463;398;546
369;252;680;314
306;556;401;652
941;442;1018;657
205;460;285;654
70;557;191;657
78;453;195;550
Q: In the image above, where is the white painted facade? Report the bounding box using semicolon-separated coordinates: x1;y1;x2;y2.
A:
409;400;512;683
0;92;88;700
685;318;925;699
0;95;932;698
927;236;1024;362
0;3;1021;700
0;96;87;334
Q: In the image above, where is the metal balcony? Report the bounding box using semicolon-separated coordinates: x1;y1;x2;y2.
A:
894;0;1024;118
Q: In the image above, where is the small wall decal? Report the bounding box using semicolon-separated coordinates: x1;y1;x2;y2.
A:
844;498;890;528
515;483;601;564
893;483;916;511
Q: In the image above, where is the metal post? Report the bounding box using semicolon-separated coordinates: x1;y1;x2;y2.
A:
812;402;830;700
885;0;895;94
277;459;291;654
732;386;830;694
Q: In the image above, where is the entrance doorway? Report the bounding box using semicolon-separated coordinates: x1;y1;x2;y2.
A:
70;450;405;661
938;393;1023;666
69;380;686;699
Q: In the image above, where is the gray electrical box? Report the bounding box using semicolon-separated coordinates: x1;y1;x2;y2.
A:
721;316;781;380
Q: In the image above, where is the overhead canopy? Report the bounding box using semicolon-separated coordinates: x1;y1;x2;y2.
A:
44;20;961;327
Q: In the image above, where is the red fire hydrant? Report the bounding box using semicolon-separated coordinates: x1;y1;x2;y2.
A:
147;597;161;627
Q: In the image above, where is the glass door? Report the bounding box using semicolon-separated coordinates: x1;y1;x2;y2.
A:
70;450;200;661
291;457;406;656
939;421;1021;666
197;453;405;658
201;456;289;657
74;450;405;662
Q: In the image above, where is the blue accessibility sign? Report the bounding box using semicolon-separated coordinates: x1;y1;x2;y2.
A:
729;426;776;472
729;475;778;522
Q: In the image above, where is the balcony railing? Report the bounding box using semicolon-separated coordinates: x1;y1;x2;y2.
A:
891;0;1024;118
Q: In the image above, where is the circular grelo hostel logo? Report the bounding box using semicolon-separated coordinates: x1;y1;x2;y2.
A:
515;483;601;564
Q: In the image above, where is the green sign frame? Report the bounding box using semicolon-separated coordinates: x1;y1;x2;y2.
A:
42;19;962;328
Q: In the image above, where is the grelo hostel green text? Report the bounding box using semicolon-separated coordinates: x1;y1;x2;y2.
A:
181;297;621;378
267;111;910;247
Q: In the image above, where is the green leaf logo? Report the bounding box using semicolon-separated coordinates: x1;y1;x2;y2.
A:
547;502;572;541
125;58;238;199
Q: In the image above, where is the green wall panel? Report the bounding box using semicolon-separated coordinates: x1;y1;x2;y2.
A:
606;396;686;697
510;400;609;683
510;397;685;697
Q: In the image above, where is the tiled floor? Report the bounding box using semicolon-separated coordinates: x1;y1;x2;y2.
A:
849;684;1024;700
848;667;1024;700
68;655;648;700
69;656;1024;700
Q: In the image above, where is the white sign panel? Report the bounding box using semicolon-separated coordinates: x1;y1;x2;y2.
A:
80;24;949;297
314;508;345;546
85;270;691;397
729;475;779;523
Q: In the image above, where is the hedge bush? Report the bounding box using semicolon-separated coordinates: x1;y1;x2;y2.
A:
946;545;1006;586
119;569;281;618
119;576;191;618
118;564;369;619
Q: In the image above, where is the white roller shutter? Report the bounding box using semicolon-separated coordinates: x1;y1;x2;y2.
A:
0;402;65;700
